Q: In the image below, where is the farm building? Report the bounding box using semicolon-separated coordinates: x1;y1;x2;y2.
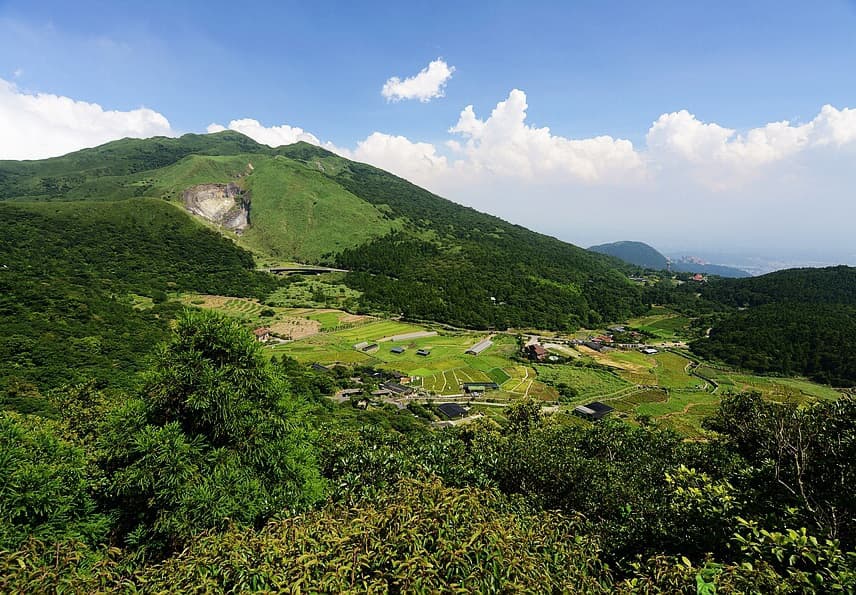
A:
361;343;378;352
573;401;614;421
390;346;406;354
437;403;467;419
389;370;411;383
311;363;330;373
338;388;363;397
380;382;414;396
416;349;431;357
465;338;493;355
371;389;393;397
582;341;605;352
354;341;370;351
462;382;500;393
252;327;271;342
641;347;659;355
526;344;548;361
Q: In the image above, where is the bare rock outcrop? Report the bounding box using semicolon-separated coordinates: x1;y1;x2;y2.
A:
182;183;250;234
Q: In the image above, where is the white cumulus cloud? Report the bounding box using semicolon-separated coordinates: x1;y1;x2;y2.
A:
381;58;455;103
206;118;321;147
646;105;856;186
0;78;174;160
448;89;643;182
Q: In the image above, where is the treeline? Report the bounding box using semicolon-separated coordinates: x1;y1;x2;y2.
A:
689;266;856;385
701;265;856;307
1;313;854;592
692;303;856;385
0;199;279;406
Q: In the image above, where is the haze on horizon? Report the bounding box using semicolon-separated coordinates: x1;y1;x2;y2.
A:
2;0;855;266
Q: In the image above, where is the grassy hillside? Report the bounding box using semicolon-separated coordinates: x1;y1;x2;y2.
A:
238;156;399;262
0;132;266;201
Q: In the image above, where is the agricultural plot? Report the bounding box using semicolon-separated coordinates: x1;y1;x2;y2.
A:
535;365;630;400
420;367;495;395
330;320;424;343
695;365;841;402
265;275;362;309
652;352;706;390
584;349;658;385
627;307;692;339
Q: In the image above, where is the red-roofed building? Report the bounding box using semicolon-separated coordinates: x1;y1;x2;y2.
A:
253;327;271;342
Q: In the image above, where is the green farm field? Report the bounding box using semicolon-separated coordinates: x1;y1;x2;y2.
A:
626;307;692;339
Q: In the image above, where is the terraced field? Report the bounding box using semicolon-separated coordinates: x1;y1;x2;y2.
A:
535;365;631;399
653;352;706;390
626;307;692;339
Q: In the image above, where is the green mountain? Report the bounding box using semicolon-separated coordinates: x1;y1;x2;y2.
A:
588;241;669;270
589;240;750;278
0;132;646;330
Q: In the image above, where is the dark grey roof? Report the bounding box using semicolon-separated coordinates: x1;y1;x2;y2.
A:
462;382;499;392
438;403;467;419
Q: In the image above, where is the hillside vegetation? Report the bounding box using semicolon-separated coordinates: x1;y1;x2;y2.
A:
0;198;277;407
691;266;856;384
2;314;854;592
0;132;646;330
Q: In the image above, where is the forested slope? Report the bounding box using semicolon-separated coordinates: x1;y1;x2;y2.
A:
0;199;277;407
692;266;856;384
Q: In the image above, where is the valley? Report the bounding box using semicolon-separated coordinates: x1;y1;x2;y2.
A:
179;281;843;439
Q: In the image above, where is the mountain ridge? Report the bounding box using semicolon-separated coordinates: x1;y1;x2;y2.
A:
0;132;646;330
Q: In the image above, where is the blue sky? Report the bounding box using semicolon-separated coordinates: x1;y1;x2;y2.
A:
2;1;856;264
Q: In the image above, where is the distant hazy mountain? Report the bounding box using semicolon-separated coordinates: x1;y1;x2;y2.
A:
588;241;668;270
589;241;751;278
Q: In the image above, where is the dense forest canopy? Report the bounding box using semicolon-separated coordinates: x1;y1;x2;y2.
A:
690;266;856;384
0;198;277;410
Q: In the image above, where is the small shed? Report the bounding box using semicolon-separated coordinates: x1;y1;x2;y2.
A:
361;343;378;352
466;338;493;356
437;403;467;419
462;382;500;393
573;401;614;421
641;347;659;355
526;344;548;361
416;349;431;357
252;327;271;342
390;346;405;354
